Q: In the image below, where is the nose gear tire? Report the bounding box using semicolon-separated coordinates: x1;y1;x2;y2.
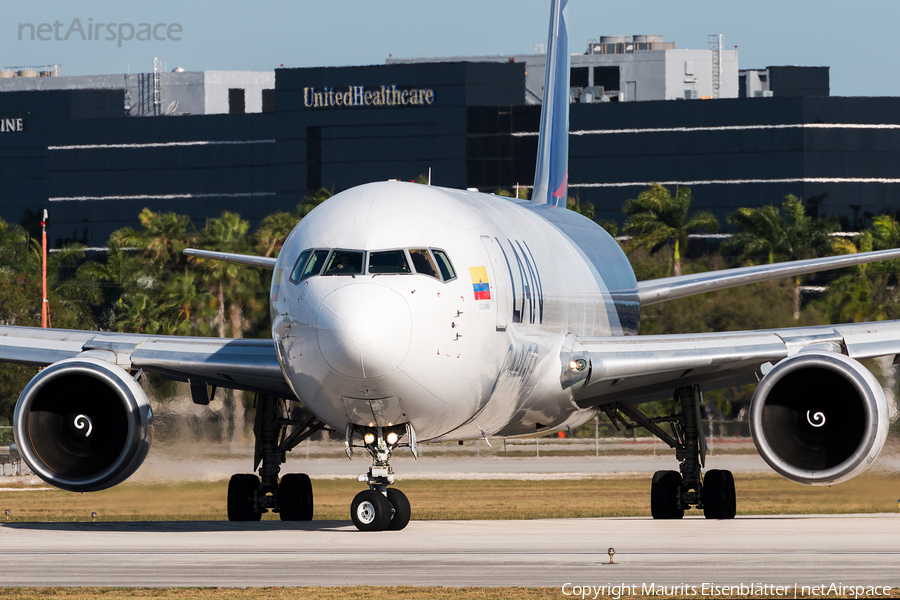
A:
386;488;411;530
351;489;392;531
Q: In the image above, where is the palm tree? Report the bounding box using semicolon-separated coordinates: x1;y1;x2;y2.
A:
80;213;202;334
74;237;143;329
255;211;300;258
825;215;900;323
566;195;595;220
297;188;333;218
118;208;195;274
623;184;718;276
194;212;267;446
724;194;836;319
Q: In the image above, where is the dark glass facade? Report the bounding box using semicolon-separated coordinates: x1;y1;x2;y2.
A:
2;61;900;246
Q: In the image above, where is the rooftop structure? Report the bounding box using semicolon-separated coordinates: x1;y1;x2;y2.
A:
0;63;274;116
739;66;830;98
388;34;739;104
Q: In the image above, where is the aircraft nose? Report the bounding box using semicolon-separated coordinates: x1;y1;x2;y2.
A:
317;284;412;379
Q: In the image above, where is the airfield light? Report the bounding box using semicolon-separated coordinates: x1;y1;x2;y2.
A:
91;512;98;522
4;509;8;522
607;547;616;564
364;432;376;445
386;432;399;445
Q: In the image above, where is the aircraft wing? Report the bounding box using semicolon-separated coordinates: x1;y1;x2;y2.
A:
570;320;900;407
637;248;900;305
0;326;293;398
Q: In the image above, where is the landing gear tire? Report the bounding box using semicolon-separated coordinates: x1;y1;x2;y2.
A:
279;473;314;521
724;470;736;519
227;474;262;522
703;469;736;520
651;470;684;520
351;490;392;531
386;488;411;531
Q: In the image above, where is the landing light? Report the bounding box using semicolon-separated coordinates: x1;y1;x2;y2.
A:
569;359;587;372
364;432;376;444
386;432;399;445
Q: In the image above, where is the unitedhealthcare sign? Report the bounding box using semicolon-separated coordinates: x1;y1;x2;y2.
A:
303;85;435;108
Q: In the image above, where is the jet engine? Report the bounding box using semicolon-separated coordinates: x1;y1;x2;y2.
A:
13;356;152;492
749;351;888;486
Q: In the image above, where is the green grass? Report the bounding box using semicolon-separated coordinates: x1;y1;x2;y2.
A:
0;589;560;600
1;471;898;523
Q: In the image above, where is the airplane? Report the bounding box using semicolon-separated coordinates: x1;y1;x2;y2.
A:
3;0;900;531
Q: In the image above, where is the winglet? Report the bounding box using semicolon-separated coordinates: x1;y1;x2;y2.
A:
531;0;570;207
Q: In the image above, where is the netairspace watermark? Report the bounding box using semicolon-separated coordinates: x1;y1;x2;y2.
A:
561;582;894;599
18;19;182;47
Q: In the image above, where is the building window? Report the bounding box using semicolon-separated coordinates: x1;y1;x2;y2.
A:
306;126;322;192
262;89;275;113
570;67;589;88
592;66;620;91
228;88;245;114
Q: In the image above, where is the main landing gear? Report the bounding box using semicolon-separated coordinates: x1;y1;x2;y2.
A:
346;424;416;531
602;385;736;520
227;395;328;522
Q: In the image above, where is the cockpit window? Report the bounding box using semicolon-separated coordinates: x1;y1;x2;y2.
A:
300;249;330;280
289;249;313;284
291;247;454;282
368;250;411;274
323;250;364;275
431;249;457;281
409;249;438;279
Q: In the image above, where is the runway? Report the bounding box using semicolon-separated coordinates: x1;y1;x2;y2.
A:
1;514;898;588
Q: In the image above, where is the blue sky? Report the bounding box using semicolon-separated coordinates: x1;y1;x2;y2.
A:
4;0;899;97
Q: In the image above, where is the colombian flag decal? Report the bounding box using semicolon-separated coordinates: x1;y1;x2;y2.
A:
469;266;491;300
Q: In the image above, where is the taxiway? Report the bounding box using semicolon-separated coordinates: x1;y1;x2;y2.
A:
0;514;897;588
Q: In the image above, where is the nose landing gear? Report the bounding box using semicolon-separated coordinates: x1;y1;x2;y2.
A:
346;424;415;531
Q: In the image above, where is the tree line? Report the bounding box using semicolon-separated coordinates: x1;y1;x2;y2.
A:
0;183;898;427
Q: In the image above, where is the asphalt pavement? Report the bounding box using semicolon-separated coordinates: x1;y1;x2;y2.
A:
0;515;897;588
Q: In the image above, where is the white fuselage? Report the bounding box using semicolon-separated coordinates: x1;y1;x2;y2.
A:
270;181;638;441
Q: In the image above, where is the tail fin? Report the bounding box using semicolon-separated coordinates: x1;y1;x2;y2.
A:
531;0;570;207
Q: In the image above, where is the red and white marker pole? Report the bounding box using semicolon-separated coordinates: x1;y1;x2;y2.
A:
41;209;49;329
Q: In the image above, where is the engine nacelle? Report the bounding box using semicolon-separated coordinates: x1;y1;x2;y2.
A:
749;351;888;486
13;357;152;492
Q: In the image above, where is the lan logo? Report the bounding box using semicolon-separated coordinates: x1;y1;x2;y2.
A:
469;267;491;301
